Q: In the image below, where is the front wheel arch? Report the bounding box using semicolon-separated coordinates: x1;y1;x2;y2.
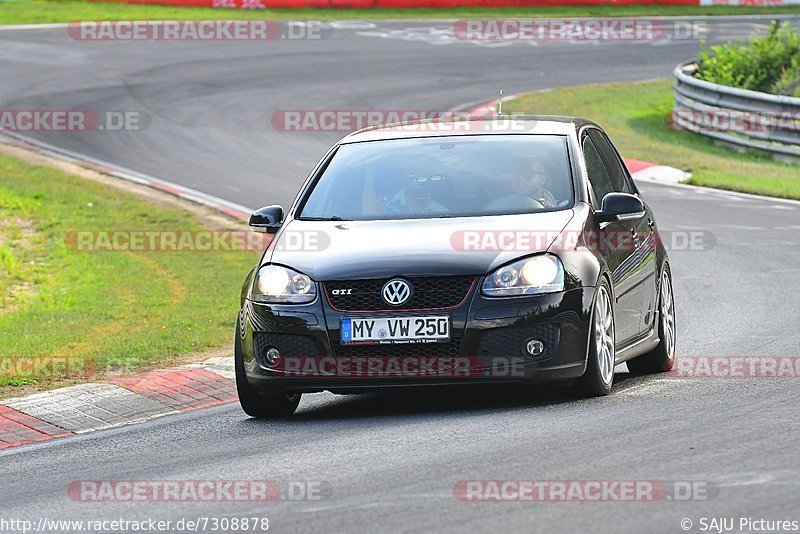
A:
574;276;615;397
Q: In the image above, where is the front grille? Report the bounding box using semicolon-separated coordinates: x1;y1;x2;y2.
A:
331;335;463;359
477;323;560;361
254;332;319;366
325;276;475;311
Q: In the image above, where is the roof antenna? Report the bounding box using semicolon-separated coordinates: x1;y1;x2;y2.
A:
497;89;504;116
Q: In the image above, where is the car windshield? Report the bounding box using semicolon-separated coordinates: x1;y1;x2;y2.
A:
299;134;573;220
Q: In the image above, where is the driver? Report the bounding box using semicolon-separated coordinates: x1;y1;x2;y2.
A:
385;164;448;216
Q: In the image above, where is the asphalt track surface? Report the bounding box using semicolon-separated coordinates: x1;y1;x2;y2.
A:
2;16;800;534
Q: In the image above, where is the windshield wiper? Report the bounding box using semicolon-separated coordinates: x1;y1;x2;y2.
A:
298;216;349;221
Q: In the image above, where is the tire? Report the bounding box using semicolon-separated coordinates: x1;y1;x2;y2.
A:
235;316;301;418
627;265;676;375
574;278;615;397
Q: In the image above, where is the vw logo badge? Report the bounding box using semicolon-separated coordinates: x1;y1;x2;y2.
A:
382;279;412;306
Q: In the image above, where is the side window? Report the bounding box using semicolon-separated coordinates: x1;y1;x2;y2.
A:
588;129;632;194
582;136;615;210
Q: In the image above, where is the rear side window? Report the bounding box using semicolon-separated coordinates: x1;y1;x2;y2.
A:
582;136;615;209
587;129;632;194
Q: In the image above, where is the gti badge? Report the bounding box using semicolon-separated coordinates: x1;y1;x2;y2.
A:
382;279;412;306
331;289;353;295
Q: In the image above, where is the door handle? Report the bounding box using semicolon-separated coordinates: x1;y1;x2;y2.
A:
648;219;655;230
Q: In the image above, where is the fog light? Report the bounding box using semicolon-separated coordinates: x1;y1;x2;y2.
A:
525;339;544;357
265;347;281;365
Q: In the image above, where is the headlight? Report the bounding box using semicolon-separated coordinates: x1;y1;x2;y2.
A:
482;255;564;297
252;265;317;304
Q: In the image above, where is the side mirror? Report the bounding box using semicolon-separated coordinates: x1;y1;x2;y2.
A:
595;193;645;223
249;205;284;234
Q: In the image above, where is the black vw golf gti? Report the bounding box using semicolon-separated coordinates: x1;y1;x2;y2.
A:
235;116;676;417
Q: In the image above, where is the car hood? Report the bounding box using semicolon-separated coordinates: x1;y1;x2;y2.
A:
266;210;575;281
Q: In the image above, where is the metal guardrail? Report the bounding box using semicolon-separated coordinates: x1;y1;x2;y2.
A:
672;60;800;162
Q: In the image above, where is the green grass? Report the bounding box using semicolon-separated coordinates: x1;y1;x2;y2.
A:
505;79;800;200
4;0;800;24
0;152;259;393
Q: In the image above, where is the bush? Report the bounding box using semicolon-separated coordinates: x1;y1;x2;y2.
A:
695;21;800;96
771;56;800;97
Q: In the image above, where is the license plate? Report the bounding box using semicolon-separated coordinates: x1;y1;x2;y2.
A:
341;316;450;344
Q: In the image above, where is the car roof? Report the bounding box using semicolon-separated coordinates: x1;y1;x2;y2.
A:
340;115;599;144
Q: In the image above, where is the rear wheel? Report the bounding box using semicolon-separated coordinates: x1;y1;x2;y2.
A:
574;279;615;397
627;266;675;374
235;316;301;418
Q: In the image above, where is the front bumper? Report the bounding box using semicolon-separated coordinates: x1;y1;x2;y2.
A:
240;284;595;394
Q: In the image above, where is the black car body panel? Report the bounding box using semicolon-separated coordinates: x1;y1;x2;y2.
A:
266;211;575;280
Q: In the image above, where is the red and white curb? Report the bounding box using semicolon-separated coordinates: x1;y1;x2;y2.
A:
463;96;691;185
0;357;237;450
624;158;690;184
